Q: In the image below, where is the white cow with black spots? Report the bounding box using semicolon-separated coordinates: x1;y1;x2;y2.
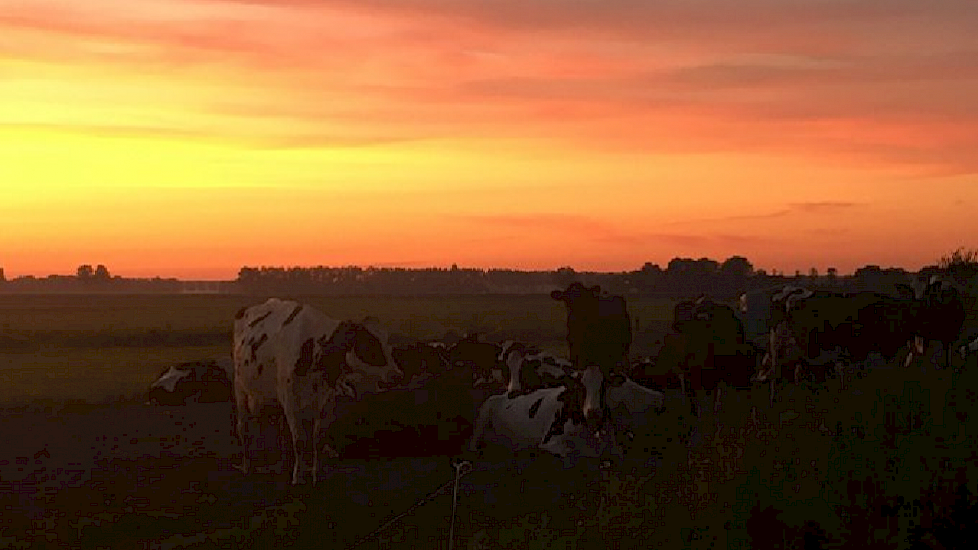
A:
468;364;617;460
233;298;404;485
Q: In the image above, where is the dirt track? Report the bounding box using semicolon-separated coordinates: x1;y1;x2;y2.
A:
0;399;631;549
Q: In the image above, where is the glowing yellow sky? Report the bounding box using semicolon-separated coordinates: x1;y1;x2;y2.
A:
2;0;977;279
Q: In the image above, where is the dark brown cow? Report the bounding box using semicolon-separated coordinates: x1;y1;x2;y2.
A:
763;285;922;406
657;297;759;420
551;283;632;376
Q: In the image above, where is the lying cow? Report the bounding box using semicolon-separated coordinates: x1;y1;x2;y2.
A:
601;373;667;469
468;364;618;461
147;357;233;406
448;334;504;388
233;298;404;485
391;341;451;385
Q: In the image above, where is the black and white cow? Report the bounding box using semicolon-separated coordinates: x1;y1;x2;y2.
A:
232;298;404;485
501;343;574;395
147;357;233;406
601;374;667;469
468;364;618;461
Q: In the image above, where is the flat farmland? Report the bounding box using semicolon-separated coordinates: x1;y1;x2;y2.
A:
3;292;972;549
0;292;683;550
0;293;677;406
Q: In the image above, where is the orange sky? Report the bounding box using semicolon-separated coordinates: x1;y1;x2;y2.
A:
2;0;977;280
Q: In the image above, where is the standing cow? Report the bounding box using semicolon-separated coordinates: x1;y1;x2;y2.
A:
551;283;632;376
233;298;404;485
659;296;758;422
911;276;967;370
763;286;921;406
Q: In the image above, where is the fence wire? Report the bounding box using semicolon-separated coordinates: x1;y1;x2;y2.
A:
344;459;476;550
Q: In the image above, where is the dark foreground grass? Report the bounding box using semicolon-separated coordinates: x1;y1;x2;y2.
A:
3;293;977;548
6;352;973;550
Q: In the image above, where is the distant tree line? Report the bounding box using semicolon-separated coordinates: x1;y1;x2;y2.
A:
1;250;975;297
0;263;185;294
231;256;951;298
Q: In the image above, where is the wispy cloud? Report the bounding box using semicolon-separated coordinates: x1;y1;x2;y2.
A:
662;202;864;227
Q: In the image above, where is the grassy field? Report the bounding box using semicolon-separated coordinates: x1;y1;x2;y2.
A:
0;293;677;405
1;292;977;548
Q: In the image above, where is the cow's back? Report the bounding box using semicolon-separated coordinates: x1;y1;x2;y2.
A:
233;299;339;412
272;304;343;407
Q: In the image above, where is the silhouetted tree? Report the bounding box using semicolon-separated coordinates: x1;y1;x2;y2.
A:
76;265;94;280
939;247;978;285
0;267;5;283
666;257;719;294
94;264;111;281
719;256;753;295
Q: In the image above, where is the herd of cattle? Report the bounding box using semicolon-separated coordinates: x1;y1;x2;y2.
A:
146;278;977;485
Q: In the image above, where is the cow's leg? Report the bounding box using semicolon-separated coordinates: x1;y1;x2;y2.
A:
311;415;323;487
234;392;255;475
282;406;308;486
679;374;687;407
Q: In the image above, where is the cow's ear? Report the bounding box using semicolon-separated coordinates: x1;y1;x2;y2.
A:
360;316;389;345
353;325;388;367
324;322;358;354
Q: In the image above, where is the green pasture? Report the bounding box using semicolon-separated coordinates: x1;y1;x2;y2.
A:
0;293;678;406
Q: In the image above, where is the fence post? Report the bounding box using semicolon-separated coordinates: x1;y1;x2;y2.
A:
448;459;472;550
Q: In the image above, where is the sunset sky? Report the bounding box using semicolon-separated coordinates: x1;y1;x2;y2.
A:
2;0;977;280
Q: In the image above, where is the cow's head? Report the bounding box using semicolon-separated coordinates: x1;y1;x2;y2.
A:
551;282;601;308
579;364;606;433
320;319;403;389
501;342;528;393
151;364;194;392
